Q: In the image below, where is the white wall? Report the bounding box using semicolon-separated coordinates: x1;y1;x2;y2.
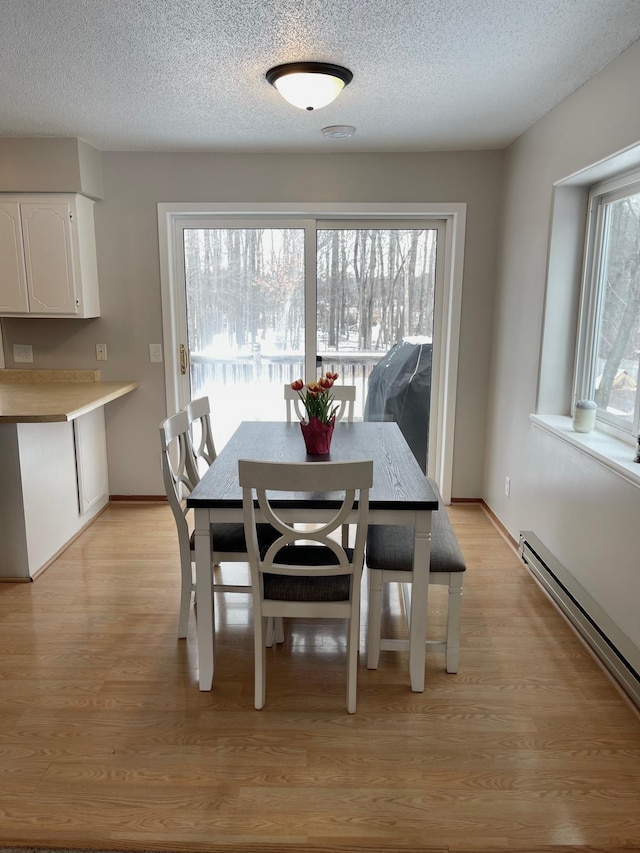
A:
484;39;640;652
1;150;503;497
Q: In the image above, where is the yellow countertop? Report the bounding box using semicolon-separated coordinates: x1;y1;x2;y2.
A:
0;369;138;423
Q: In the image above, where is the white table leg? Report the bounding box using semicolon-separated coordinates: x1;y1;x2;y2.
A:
409;510;431;692
194;508;214;690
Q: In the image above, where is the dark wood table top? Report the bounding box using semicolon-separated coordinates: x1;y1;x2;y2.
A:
187;420;438;511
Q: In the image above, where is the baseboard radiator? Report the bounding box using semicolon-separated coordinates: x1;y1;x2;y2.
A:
519;531;640;708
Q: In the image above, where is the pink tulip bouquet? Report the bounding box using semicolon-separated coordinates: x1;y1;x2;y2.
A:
290;372;340;425
290;372;340;454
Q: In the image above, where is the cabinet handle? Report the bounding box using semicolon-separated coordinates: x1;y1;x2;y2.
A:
180;343;188;375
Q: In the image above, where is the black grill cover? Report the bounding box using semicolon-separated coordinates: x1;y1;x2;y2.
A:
363;340;432;473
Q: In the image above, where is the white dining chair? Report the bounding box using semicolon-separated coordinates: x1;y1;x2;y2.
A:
239;458;372;713
160;410;282;641
184;396;217;478
284;383;356;423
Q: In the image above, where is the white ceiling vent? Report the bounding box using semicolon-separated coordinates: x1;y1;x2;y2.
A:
321;125;356;139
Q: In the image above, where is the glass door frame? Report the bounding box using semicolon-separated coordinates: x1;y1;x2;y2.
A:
171;216;317;407
158;202;467;502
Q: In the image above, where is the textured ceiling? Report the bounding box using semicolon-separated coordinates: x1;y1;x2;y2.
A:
1;0;640;153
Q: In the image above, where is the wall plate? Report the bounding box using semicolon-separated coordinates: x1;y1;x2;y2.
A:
13;344;33;363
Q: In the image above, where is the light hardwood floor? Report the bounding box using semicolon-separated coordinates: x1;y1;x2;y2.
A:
0;502;639;853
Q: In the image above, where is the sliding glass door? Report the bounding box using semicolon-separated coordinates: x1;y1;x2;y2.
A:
316;224;439;422
175;216;443;457
182;225;305;446
159;201;466;498
165;204;456;494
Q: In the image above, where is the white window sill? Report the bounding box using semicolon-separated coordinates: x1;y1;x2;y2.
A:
530;414;640;490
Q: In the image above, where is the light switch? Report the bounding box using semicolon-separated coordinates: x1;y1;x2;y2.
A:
149;344;163;363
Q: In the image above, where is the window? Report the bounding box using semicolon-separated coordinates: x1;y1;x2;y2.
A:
576;172;640;439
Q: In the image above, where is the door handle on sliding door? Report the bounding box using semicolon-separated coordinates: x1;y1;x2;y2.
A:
180;344;189;375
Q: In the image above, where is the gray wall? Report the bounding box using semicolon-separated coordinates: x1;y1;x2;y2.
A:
0;137;103;198
1;150;503;498
484;39;640;652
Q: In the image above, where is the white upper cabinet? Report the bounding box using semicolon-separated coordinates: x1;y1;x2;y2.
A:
0;194;100;318
0;203;28;312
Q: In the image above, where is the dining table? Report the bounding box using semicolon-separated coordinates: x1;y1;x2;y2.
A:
186;420;439;692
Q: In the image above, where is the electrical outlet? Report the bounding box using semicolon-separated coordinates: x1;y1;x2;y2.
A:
504;476;511;497
96;344;108;361
13;344;33;363
149;344;163;363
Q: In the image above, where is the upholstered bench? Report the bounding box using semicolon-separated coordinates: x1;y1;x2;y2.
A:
366;478;466;677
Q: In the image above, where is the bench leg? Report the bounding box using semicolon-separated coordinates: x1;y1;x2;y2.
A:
367;567;383;669
445;573;464;673
408;523;430;692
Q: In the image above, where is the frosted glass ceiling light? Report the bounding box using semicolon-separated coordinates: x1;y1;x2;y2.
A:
266;62;353;111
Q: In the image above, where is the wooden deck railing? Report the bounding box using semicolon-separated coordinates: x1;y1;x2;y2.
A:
190;351;382;419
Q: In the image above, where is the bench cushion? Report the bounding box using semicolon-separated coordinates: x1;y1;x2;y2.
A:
366;479;466;574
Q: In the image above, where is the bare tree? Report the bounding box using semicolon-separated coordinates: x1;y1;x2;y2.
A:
595;196;640;413
184;225;439;362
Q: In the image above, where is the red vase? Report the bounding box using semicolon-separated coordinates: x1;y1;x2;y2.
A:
300;416;335;455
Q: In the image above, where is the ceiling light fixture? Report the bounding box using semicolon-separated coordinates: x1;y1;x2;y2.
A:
266;62;353;111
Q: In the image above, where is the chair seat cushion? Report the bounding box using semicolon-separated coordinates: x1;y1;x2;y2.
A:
190;523;279;554
366;498;466;574
264;544;353;601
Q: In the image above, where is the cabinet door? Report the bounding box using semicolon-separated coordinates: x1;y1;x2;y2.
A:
21;201;78;314
0;203;29;312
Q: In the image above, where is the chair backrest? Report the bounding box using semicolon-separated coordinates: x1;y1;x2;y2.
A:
159;410;199;542
184;396;217;474
239;459;372;584
284;384;356;423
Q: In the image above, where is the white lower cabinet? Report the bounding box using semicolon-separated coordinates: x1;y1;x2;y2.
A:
0;410;109;578
0;194;100;317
